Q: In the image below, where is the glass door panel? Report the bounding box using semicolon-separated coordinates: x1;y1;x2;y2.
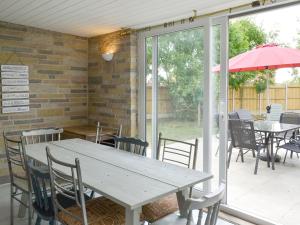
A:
157;27;205;171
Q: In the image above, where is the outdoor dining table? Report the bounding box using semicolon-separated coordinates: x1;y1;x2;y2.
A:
253;120;300;170
24;138;212;225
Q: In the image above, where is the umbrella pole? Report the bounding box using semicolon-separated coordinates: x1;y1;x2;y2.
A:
267;76;270;106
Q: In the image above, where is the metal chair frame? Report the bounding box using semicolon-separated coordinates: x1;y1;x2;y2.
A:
186;183;225;225
95;122;122;147
27;161;55;225
114;136;148;156
3;132;32;225
157;132;198;170
46;147;88;225
229;119;267;174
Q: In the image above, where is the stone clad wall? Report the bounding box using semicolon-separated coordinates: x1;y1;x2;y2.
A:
0;21;89;183
88;31;138;136
0;22;138;184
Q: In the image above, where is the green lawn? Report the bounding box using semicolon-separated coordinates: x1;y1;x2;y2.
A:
146;119;203;145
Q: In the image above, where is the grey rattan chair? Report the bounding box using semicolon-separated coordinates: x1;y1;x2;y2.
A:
114;136;148;156
186;183;225;225
46;147;134;225
3;132;32;225
142;133;198;223
275;112;300;159
22;128;63;145
278;135;300;164
227;112;240;168
95;122;122;147
229;119;267;174
236;109;253;120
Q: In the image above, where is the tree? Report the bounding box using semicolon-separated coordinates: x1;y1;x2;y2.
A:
146;19;268;121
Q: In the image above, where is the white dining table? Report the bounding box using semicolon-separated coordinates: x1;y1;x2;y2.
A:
25;138;212;225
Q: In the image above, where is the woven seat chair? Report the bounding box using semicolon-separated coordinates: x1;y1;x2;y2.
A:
142;133;198;223
229;119;267;174
186;183;225;225
95;122;122;147
114;136;148;156
3;132;32;225
46;147;144;225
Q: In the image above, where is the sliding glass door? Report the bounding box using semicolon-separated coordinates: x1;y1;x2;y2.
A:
138;16;228;193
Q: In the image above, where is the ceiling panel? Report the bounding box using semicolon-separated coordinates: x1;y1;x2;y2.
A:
0;0;252;37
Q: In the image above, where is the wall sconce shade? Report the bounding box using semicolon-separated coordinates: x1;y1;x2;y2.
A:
102;52;114;61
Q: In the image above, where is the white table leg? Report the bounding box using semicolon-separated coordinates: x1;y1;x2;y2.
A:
125;207;141;225
176;189;189;218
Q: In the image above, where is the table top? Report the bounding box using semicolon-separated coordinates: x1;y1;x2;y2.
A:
254;120;300;133
25;138;212;210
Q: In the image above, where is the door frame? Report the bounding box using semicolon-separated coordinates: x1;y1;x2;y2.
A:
137;16;228;192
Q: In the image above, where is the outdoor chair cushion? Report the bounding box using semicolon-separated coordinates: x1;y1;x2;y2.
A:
142;193;178;223
58;197;144;225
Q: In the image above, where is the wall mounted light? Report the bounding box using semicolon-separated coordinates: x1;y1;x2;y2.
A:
102;52;114;61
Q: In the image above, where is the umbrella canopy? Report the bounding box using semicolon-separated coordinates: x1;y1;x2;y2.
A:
214;43;300;72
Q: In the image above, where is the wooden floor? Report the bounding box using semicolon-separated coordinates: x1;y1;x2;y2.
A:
0;183;251;225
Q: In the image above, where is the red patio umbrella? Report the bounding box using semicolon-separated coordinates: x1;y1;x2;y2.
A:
214;43;300;72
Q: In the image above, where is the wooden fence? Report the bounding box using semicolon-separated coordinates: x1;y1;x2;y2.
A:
229;84;300;114
147;84;300;118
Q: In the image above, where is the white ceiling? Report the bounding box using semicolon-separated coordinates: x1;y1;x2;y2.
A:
0;0;252;37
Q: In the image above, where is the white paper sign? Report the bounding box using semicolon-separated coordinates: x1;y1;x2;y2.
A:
2;93;29;99
2;99;30;107
1;65;28;72
1;71;28;79
2;106;29;113
2;79;29;86
2;86;29;92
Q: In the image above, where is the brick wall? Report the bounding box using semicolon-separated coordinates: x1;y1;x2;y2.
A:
88;30;138;136
0;21;89;182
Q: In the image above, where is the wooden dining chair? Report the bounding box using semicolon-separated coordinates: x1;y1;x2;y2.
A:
186;183;225;225
22;128;63;145
46;146;144;225
95;122;122;147
3;132;32;225
142;133;198;224
114;136;149;156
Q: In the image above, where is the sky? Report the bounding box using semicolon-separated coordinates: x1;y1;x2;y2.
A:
235;4;300;83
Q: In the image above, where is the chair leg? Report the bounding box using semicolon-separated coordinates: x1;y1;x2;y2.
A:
10;185;14;225
240;148;244;162
254;149;260;175
227;143;233;169
252;149;256;158
28;192;32;225
283;150;288;164
35;216;41;225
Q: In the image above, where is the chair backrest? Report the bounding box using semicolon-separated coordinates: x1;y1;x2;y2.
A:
114;136;148;156
228;119;257;150
268;104;283;121
46;147;88;225
3;132;29;190
157;133;198;169
95;122;122;147
27;161;52;213
236;109;252;120
280;112;300;125
22;128;63;144
186;183;225;225
228;112;240;120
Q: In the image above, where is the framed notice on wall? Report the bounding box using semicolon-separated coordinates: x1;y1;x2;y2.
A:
1;65;30;113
